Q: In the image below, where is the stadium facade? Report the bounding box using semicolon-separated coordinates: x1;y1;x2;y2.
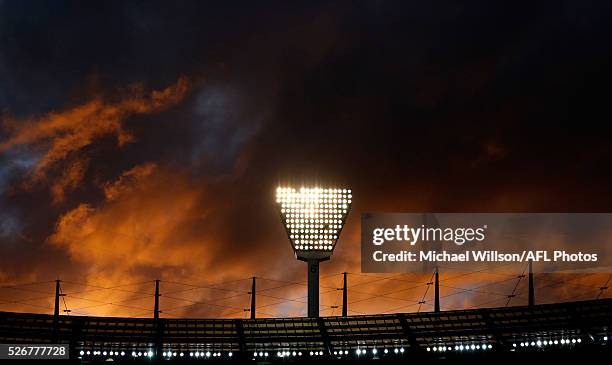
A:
0;298;610;363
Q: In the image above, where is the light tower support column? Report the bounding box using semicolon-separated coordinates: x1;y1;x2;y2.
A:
307;259;320;317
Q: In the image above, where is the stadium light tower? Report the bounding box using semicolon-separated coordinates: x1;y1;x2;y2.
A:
276;186;352;317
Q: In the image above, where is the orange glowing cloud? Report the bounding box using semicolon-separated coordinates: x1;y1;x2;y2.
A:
44;162;282;317
49;163;213;284
44;162;612;317
0;77;188;201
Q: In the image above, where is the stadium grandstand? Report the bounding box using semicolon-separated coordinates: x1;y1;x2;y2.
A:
1;266;611;363
1;298;611;363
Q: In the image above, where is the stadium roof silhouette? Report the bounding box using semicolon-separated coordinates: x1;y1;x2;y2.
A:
1;298;610;362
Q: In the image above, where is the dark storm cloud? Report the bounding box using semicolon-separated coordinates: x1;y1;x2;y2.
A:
1;1;612;315
189;85;262;172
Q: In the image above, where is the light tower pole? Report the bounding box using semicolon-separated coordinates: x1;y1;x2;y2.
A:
305;258;324;317
276;187;352;318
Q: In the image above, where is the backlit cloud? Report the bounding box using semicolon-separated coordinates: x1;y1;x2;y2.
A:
0;77;188;201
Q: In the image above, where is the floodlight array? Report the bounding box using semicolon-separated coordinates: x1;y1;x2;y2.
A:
426;343;493;352
513;337;583;349
78;350;234;359
76;337;602;361
276;187;351;252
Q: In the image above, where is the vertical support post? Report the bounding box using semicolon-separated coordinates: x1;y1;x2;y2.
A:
307;259;320;318
342;272;348;317
250;277;256;319
54;279;61;318
481;309;506;349
316;317;332;356
528;260;535;306
154;279;160;319
235;319;247;358
69;316;84;359
397;313;421;351
154;280;162;360
434;266;440;313
53;279;61;342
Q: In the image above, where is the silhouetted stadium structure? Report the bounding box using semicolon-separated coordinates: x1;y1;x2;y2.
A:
1;298;611;363
1;265;611;363
0;298;611;363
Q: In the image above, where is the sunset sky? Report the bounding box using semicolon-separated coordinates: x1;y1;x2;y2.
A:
1;1;611;318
